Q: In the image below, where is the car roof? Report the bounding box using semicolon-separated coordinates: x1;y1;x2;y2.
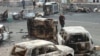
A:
34;17;47;21
15;40;54;49
62;26;89;34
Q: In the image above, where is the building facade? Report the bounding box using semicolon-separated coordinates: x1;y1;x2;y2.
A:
0;0;100;6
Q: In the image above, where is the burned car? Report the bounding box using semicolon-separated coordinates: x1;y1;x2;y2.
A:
12;10;24;20
58;26;95;56
0;24;12;42
27;17;58;40
0;10;8;21
43;2;59;15
10;40;74;56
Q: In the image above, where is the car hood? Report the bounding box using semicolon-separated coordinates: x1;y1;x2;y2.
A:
56;45;74;54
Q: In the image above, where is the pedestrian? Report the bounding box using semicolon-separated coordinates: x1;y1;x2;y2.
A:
59;14;65;28
22;0;25;9
33;0;36;9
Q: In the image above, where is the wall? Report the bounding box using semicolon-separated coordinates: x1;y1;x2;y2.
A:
72;0;88;3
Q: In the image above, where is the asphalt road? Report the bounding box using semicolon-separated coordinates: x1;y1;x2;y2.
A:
49;12;100;45
0;6;100;56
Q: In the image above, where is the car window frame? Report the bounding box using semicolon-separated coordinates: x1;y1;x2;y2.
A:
31;44;59;56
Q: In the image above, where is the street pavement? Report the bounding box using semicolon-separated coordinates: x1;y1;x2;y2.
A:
49;13;100;45
0;6;100;56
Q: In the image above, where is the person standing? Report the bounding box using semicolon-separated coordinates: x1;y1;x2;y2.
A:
33;0;36;9
22;0;25;9
59;14;65;28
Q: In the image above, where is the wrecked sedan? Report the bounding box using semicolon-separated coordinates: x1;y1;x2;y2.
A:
58;26;95;56
10;40;74;56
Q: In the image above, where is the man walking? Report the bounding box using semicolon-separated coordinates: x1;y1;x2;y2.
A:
33;0;36;9
22;0;25;9
59;14;65;28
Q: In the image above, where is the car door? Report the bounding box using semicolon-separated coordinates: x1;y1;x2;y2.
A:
2;26;9;40
2;31;9;40
38;45;63;56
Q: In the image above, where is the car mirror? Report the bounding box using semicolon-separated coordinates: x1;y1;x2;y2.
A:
94;45;100;51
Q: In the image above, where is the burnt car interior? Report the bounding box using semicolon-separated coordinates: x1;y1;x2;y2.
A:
65;34;91;52
69;34;89;43
11;47;27;56
31;45;57;56
59;30;91;53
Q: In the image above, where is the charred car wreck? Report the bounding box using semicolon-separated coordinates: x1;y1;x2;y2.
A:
0;10;8;21
27;17;58;40
10;40;74;56
58;26;98;56
12;10;24;20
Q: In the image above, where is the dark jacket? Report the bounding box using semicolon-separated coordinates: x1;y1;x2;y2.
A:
59;15;65;24
33;1;36;6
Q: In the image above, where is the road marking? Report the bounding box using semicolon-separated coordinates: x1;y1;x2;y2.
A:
67;20;100;25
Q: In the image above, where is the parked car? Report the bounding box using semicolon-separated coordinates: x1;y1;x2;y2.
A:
58;26;95;56
10;40;74;56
